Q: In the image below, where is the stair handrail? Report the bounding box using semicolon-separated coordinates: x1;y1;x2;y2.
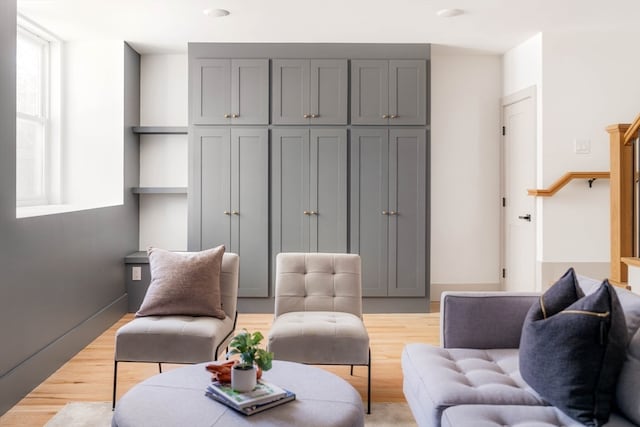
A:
527;171;610;197
624;113;640;145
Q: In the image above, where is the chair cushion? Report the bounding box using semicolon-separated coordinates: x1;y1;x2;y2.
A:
137;246;226;319
441;405;636;427
268;311;369;365
520;269;628;426
401;344;544;427
115;315;234;364
274;253;362;318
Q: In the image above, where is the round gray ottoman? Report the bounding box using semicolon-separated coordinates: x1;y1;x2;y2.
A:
112;360;364;427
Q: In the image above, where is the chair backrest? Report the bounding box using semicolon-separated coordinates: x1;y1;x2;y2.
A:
274;252;362;318
220;252;239;320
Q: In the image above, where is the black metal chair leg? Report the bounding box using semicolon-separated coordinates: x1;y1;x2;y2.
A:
158;362;162;373
112;361;118;410
367;349;371;414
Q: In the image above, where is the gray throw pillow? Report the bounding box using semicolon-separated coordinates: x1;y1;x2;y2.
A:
519;268;628;427
136;245;226;319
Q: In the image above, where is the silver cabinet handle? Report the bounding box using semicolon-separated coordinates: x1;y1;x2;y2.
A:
224;114;231;118
311;114;319;118
382;211;389;215
231;210;239;215
303;114;310;118
303;210;310;215
223;211;231;215
232;114;239;118
310;211;317;215
389;211;398;216
390;114;398;119
382;114;390;119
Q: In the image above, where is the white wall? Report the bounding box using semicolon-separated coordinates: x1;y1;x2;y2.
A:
138;54;188;250
430;46;503;299
62;40;124;208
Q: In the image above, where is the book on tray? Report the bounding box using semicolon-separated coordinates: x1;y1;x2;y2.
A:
205;380;296;416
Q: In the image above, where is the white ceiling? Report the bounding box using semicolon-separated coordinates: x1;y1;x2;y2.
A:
17;0;640;54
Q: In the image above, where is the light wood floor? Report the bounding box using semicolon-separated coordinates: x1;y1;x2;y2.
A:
0;311;440;426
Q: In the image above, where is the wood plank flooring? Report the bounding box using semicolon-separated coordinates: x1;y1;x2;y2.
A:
0;311;440;426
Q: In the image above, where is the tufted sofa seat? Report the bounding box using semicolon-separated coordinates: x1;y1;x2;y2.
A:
402;277;640;427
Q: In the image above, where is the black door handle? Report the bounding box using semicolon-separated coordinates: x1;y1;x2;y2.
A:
518;214;532;222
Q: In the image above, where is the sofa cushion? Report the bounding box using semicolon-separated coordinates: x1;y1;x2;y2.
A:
136;246;226;319
402;344;544;427
441;405;637;427
520;269;628;426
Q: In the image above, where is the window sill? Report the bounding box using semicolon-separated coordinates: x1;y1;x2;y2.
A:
16;202;122;218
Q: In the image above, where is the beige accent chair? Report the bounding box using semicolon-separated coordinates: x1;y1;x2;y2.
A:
112;252;239;409
268;252;371;413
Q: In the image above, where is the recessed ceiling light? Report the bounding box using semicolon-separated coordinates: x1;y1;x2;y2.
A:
203;8;230;17
436;8;464;18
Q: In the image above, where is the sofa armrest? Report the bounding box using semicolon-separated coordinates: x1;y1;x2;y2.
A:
441;292;539;349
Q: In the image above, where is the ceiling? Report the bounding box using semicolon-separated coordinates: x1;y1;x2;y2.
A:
16;0;640;54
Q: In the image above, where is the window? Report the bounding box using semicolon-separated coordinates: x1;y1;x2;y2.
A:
16;26;50;206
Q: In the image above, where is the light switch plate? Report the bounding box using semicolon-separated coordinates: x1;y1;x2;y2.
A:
574;139;591;154
132;266;142;281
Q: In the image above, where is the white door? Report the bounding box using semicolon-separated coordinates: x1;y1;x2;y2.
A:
503;88;536;292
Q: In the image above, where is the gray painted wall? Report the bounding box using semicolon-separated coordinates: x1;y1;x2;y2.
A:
0;1;139;414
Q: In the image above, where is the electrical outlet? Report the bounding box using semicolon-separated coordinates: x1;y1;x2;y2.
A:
132;266;142;281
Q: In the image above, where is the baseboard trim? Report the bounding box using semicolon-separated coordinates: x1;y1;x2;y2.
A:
430;283;501;301
0;294;127;416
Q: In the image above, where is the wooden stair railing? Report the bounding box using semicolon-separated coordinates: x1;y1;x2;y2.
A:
607;114;639;286
527;172;610;197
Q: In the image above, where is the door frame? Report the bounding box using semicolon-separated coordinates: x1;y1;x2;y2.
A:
500;85;537;290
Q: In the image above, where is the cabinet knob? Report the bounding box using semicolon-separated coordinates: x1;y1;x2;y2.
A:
310;211;317;215
382;114;390;119
232;114;239;118
311;114;319;118
382;210;389;215
303;114;310;118
390;114;398;119
224;114;231;118
231;210;239;215
303;210;310;215
223;211;231;215
389;211;398;216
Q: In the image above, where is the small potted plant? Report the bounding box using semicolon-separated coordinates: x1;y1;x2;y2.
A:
227;329;274;392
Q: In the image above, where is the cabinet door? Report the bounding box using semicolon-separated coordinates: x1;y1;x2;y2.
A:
350;128;389;296
272;60;310;125
309;60;348;125
389;60;427;125
388;129;426;296
191;59;231;125
198;128;232;250
351;60;389;125
310;128;347;253
232;128;269;297
231;60;269;125
271;128;310;258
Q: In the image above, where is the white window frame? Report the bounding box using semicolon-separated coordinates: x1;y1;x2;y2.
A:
16;15;61;213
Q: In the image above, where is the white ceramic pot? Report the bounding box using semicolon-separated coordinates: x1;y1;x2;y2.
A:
231;365;257;392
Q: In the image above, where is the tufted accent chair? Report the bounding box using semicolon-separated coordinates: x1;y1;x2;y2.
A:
112;252;239;409
268;252;371;413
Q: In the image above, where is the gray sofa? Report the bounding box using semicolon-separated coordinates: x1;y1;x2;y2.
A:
402;278;640;426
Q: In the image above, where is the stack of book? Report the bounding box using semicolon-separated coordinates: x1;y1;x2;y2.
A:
205;380;296;416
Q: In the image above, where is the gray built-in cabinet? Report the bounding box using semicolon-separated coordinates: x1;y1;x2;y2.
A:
271;128;347;256
189;127;268;297
351;60;427;126
191;59;269;125
188;43;429;306
272;59;348;125
350;128;427;297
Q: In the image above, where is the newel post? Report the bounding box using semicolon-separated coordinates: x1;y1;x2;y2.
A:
606;123;633;285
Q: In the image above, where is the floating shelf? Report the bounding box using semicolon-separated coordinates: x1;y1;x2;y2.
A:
132;126;188;135
131;187;188;194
